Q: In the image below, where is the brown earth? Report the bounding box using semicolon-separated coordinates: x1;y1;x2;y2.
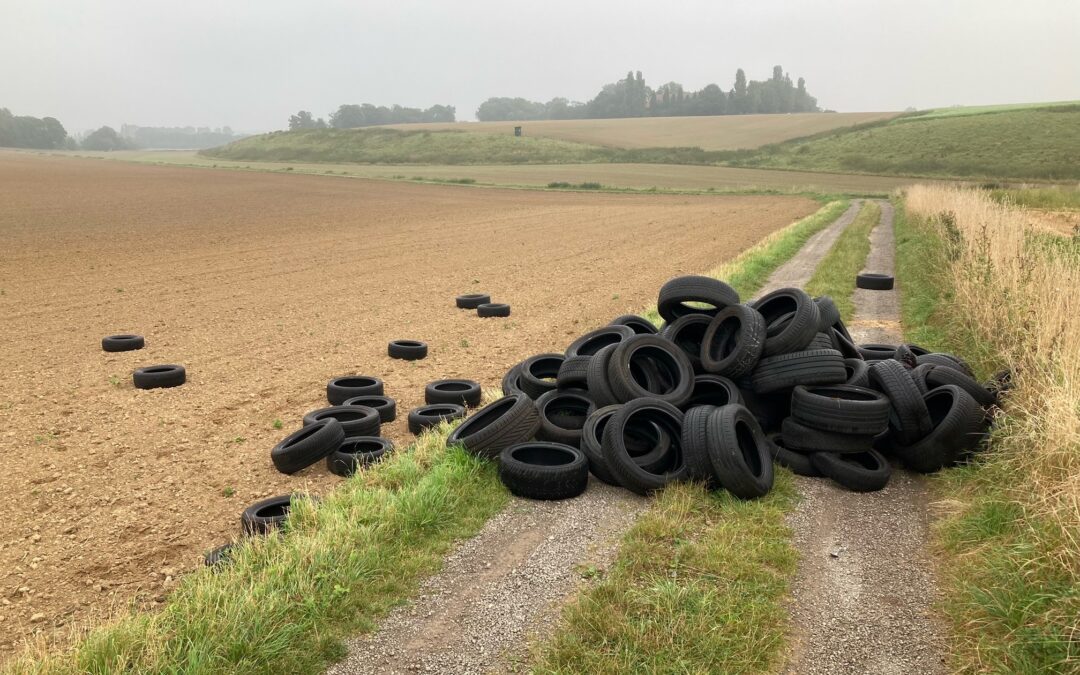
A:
0;151;816;658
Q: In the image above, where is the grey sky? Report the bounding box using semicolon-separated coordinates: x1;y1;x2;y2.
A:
2;0;1077;133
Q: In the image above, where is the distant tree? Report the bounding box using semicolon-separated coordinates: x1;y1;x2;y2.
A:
82;126;129;151
0;108;69;148
289;111;317;130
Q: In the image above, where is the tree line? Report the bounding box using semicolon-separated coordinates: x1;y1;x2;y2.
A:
475;66;820;121
288;103;456;130
0;107;70;149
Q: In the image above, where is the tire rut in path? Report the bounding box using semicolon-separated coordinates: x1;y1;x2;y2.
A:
325;203;863;675
782;200;948;675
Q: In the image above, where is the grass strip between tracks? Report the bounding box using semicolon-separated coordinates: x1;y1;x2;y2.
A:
804;199;880;319
896;190;1080;673
8;199;848;675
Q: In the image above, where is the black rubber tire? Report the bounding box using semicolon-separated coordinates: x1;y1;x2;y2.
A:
662;314;713;374
916;352;975;378
856;273;895;290
868;359;933;445
102;334;144;352
814;296;842;332
858;343;898;361
271;419;346;474
608;335;694;407
811;450;892;491
685;374;743;409
502;362;525;396
446;393;540;459
498;442;588;500
342;395;397;423
893;344;918;369
808;332;834;351
580;405;673;484
456;293;490;309
241;494;311;535
303;405;380;437
844;358;871;388
586;344;621;407
204;543;235;568
893;385;985;473
133;364;186;389
610;314;659;335
565;325;635;358
705;404;774;499
388;340;427;360
519;353;564;399
579;405;623;484
326;436;393;477
780;417;876;454
737;384;790;432
752;287;821;356
601;398;687;494
790;384;891;435
831;327;862;359
657;275;740;322
700;304;766;378
751;349;846;394
477;303;511;318
408;404;466;435
910;363;935;394
535;389;595;448
327;376;384;405
556;355;591;391
425;379;482;407
925;365;996;407
681;405;719;486
769;434;822;477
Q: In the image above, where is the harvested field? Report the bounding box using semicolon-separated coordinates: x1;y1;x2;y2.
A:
0;151;817;657
382;112;900;150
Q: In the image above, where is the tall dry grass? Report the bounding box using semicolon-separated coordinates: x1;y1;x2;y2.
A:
906;185;1080;574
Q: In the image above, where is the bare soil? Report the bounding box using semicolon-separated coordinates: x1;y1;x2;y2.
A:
0;151;815;657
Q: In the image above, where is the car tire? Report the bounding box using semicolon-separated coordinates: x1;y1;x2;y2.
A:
601;398;688;494
271;419;345;474
608;335;694;406
477;303;511;318
856;273;895;290
811;450;892;491
342;395;397;423
790;384;891;435
750;349;846;394
519;353;564;400
705;404;774;499
303;405;380;437
610;314;659;335
456;293;490;309
446;394;540;459
657;275;739;322
327;376;384;405
388;340;428;360
780;417;876;454
752;287;821;356
102;334;144;352
868;359;933;445
425;379;482;407
498;442;588;500
700;304;766;378
326;436;393;477
407;404;466;435
133;364;186;389
535;389;595;448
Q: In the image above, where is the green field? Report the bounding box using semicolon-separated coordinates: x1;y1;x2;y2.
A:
908;100;1080;120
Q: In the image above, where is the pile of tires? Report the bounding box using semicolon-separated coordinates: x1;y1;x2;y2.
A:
447;275;998;500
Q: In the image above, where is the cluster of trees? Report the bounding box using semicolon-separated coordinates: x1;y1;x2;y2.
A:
81;126;135;151
476;66;819;121
119;124;243;149
289;103;456;130
0;107;70;148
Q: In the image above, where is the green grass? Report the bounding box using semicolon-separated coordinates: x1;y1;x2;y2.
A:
987;187;1080;210
893;199;955;352
734;109;1080;181
909;100;1080;120
530;476;799;674
804;200;880;319
5;425;509;674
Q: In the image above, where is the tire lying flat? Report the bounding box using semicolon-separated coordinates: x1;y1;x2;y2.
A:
102;334;144;352
498;442;589;500
133;364;186;389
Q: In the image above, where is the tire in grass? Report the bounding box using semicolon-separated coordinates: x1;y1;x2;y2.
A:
342;395;397;423
657;275;739;322
892;385;985;473
456;293;490;309
102;334;144;352
705;404;774;499
133;364;186;389
498;442;588;500
916;352;975;378
326;436;393;477
700;304;766;379
925;365;997;408
388;340;427;360
446;393;541;460
681;405;719;486
601;398;688;494
425;379;482;407
407;404;466;435
240;494;317;536
204;543;235;569
327;376;384;405
270;418;345;474
811;449;892;491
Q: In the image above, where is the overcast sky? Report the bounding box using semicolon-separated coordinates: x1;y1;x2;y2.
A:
2;0;1077;133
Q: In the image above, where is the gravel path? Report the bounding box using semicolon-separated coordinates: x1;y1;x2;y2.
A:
782;200;948;674
325;203;861;675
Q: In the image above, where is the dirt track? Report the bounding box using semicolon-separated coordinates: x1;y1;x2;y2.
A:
0;151;816;656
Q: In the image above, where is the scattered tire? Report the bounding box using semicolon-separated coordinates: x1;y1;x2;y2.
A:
662;314;713;373
446;394;540;459
601;398;687;494
502;362;525;396
102;334;144;352
303;405;380;437
752;287;821;356
705;404;774;499
204;543;235;569
844;358;871;388
456;293;491;309
916;352;975;378
271;418;345;474
388;340;428;360
565;325;635;358
580;405;624;485
750;348;846;394
586;344;621;407
407;404;466;435
685;374;742;408
769;434;822;477
519;353;564;399
868;359;933;445
814;296;842;332
609;314;659;335
477;303;511;318
556;355;591;390
327;376;384;405
425;379;482;407
681;405;718;486
342;395;397;423
608;335;694;406
535;389;595;447
241;494;310;535
858;343;897;361
893;385;985;473
925;365;997;407
326;436;393;477
856;273;895;290
700;304;766;378
781;417;876;454
790;385;890;435
811;449;892;491
498;442;588;500
831;327;862;359
657;275;739;322
133;364;186;389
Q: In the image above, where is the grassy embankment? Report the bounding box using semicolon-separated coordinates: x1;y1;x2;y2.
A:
532;200;851;673
7;201;851;675
896;187;1079;673
804;200;880;318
